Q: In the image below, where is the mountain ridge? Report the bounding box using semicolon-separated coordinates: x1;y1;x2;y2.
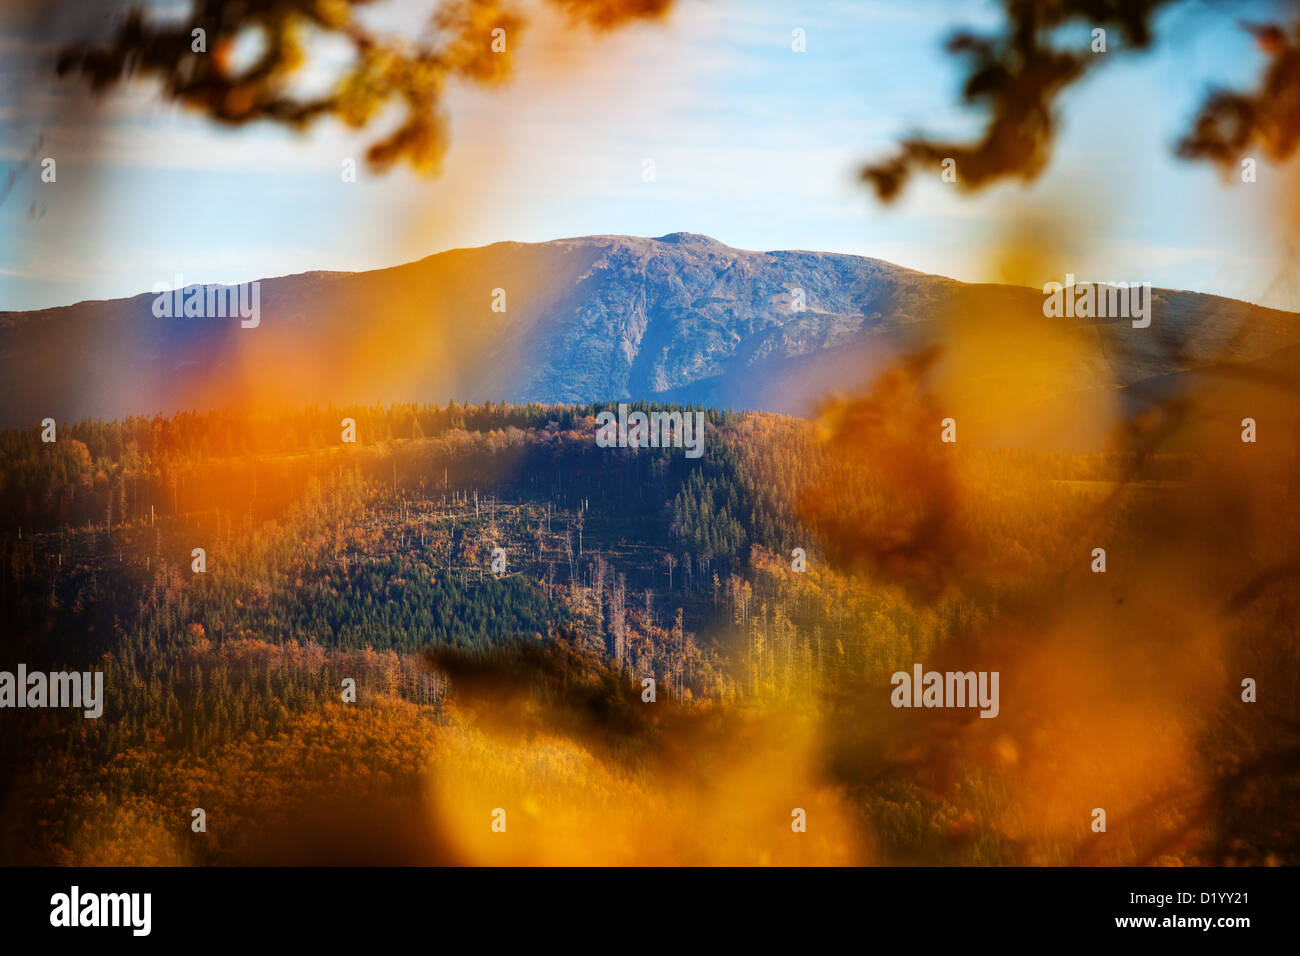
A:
2;233;1296;428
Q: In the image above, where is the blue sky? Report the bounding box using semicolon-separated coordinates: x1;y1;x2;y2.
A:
2;0;1297;312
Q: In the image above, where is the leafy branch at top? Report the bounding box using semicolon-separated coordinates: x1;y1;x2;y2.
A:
862;0;1300;200
55;0;672;175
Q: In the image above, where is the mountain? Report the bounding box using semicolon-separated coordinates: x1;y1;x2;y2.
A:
1;232;1296;428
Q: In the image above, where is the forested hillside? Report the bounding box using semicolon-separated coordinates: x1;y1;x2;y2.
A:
1;400;1295;865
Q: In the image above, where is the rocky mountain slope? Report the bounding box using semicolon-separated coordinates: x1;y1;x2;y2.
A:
2;233;1295;427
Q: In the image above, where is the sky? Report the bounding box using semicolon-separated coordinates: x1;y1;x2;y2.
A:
1;0;1298;312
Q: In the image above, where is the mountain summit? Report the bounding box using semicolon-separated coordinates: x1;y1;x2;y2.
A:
652;232;728;246
1;234;1296;427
